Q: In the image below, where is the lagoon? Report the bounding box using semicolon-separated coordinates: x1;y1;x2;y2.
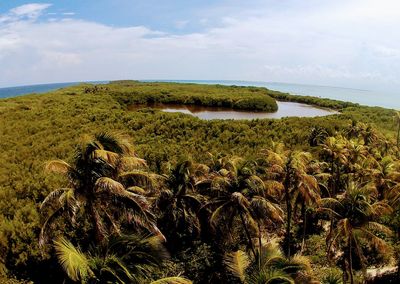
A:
129;101;338;120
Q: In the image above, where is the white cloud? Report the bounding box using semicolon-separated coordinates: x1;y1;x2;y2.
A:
1;1;400;91
10;3;51;16
174;20;188;29
5;3;51;22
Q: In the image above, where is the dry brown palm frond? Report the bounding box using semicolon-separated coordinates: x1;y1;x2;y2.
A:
39;207;63;247
365;222;392;236
40;188;71;211
59;189;80;223
127;186;147;195
120;156;148;170
96;177;149;210
45;160;72;174
250;196;283;224
92;149;120;165
119;170;159;191
370;201;392;216
95;177;125;193
264;180;284;197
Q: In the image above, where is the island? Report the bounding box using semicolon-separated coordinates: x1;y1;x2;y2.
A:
0;81;398;284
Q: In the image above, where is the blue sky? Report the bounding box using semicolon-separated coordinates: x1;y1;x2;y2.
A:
1;1;400;91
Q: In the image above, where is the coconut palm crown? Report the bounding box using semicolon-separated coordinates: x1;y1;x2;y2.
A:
40;133;161;246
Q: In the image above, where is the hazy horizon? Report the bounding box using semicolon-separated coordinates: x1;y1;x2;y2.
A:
1;1;400;94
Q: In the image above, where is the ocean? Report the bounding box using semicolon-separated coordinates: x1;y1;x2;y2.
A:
0;80;398;110
0;81;108;99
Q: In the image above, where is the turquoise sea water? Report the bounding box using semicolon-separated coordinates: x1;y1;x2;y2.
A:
0;80;398;109
0;81;108;99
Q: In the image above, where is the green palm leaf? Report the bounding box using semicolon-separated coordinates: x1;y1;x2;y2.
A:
54;237;93;282
224;250;250;282
150;277;192;284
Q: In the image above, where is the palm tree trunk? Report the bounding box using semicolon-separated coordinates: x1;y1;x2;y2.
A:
349;235;354;284
285;193;292;258
301;202;307;253
331;160;335;196
335;165;340;195
397;256;400;281
239;212;257;260
89;203;105;244
342;259;348;284
258;222;262;271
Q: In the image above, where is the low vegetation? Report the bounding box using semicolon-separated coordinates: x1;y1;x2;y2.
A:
0;82;400;283
75;80;278;112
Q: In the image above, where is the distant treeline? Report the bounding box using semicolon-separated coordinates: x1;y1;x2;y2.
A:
265;89;359;110
82;81;279;112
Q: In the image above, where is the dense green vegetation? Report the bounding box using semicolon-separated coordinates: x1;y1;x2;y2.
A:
80;80;278;112
0;82;400;283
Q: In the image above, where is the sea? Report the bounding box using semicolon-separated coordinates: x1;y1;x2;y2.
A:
0;80;398;110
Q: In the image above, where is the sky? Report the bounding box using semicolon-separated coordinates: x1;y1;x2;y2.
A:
1;1;400;91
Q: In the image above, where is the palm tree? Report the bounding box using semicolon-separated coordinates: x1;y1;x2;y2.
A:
324;181;392;284
262;148;319;257
364;156;400;201
393;111;400;149
321;136;349;196
202;157;281;261
54;235;191;283
156;158;206;250
309;126;329;147
344;138;368;182
40;133;160;246
224;239;312;284
250;195;283;269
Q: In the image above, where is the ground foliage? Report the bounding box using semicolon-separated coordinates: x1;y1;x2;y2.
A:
0;82;399;283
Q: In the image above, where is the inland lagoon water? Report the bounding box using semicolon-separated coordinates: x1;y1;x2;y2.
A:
129;101;338;120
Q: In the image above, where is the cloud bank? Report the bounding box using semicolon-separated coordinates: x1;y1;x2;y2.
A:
1;1;400;91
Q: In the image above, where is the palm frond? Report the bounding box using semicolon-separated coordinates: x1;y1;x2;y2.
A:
209;201;231;228
224;250;250;282
285;254;312;274
95;132;135;156
120;156;148;170
248;268;294;284
59;189;80;223
39;207;63;247
120;170;158;191
127;186;147;195
93;149;120;165
95;177;125;193
40;188;70;211
45;160;72;174
150;277;192;284
54;237;93;282
259;240;285;268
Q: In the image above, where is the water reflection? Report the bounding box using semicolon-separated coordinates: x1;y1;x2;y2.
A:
128;101;338;120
